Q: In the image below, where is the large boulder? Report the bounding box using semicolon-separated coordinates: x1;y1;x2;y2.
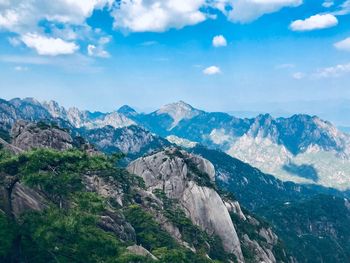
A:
127;147;244;262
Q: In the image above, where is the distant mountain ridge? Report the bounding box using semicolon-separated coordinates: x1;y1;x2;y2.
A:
1;97;350;189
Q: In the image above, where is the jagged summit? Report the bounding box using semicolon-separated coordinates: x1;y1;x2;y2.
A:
157;101;203;128
117;105;138;116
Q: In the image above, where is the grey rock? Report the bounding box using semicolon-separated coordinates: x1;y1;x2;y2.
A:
242;234;276;263
11;183;46;218
126;245;158;260
0;138;23;154
127;148;244;262
181;181;242;258
98;210;136;242
11;121;73;151
225;200;247;221
83;174;124;206
259;227;278;245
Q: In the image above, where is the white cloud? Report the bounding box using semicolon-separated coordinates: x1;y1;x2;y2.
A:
203;66;221;75
21;33;79;56
111;0;207;32
292;72;305;79
0;54;102;73
332;0;350;15
276;63;295;69
212;35;227;47
214;0;302;23
322;1;334;8
0;0;112;55
110;0;303;31
313;63;350;78
141;41;158;46
334;37;350;51
14;66;28;71
0;0;113;33
290;14;338;31
0;0;305;38
87;36;111;58
87;44;109;58
8;37;21;46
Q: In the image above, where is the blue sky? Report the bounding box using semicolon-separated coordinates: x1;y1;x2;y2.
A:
1;0;350;125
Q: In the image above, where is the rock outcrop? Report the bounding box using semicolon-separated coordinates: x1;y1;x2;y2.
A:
0;173;46;219
127;147;244;262
11;121;73;151
126;245;158;260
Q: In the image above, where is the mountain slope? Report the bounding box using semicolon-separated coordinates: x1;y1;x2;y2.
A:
260;195;350;263
190;145;349;211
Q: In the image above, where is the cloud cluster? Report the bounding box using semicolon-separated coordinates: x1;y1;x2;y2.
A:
21;33;79;56
111;0;207;32
322;1;334;8
111;0;304;31
334;37;350;51
212;35;227;47
215;0;302;23
332;0;350;15
87;37;111;58
0;0;113;56
290;14;338;31
314;63;350;78
0;0;307;57
203;66;221;75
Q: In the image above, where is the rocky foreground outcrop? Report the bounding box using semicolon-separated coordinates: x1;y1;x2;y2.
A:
11;121;73;151
127;147;244;262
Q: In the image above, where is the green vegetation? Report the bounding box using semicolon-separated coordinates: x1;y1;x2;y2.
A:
230;207;290;263
124;204;177;251
0;148;149;262
0;129;10;143
260;195;350;263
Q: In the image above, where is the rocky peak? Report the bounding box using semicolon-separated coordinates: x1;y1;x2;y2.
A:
117;105;138;116
247;114;278;140
42;100;67;118
157;101;202;129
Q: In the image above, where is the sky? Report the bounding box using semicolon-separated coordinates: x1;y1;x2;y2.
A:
1;0;350;125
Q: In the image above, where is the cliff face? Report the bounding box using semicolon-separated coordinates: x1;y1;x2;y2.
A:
127;147;244;261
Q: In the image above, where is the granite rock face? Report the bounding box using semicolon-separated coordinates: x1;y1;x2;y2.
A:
0;173;46;219
126;245;158;260
11;121;73;151
127;147;244;262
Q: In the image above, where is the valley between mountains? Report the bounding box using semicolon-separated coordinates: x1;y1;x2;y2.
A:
1;97;350;262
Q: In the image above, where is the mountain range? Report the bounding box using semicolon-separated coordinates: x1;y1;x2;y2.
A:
1;97;350;190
